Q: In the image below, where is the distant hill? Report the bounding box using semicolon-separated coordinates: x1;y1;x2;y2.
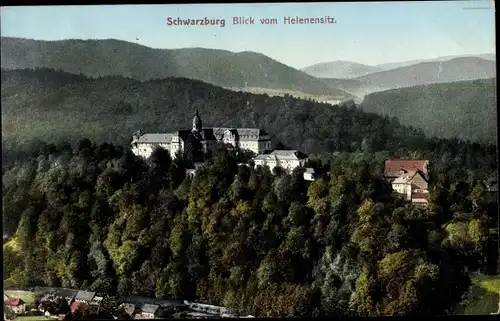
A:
300;60;383;79
0;37;354;101
360;78;497;144
2;68;436;160
375;53;496;70
356;57;496;90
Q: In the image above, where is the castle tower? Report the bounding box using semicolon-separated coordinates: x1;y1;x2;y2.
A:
192;109;202;133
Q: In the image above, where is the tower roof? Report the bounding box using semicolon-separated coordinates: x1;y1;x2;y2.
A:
192;110;202;131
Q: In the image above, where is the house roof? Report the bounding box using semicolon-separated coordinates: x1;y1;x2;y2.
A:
75;291;95;302
5;298;24;306
53;289;79;298
412;193;430;199
392;170;418;184
141;304;159;314
384;160;429;177
135;126;269;145
213;128;269;141
254;150;308;161
122;303;137;316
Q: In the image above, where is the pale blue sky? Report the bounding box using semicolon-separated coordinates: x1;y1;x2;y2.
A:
1;1;495;68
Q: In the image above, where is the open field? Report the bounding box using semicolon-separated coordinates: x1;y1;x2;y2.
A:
455;273;500;315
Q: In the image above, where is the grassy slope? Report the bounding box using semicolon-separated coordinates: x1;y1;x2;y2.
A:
0;37;354;100
360;79;497;144
455;273;500;315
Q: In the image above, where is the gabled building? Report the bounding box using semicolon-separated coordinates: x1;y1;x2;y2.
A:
253;150;308;173
75;291;95;304
384;159;431;206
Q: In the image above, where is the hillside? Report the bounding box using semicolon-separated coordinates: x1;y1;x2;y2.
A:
357;57;496;89
1;68;438;161
0;37;354;101
301;60;383;79
360;79;497;144
375;53;496;70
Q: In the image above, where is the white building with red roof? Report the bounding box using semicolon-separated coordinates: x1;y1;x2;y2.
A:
384;159;430;205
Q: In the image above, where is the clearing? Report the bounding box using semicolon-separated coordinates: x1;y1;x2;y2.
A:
455;272;500;315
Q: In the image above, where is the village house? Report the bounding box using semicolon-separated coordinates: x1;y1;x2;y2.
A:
136;304;161;319
384;160;430;205
253;150;308;173
4;295;26;315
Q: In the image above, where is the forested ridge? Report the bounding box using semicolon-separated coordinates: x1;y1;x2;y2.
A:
361;78;497;145
2;136;498;316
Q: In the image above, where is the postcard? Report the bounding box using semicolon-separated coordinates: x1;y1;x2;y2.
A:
1;1;498;318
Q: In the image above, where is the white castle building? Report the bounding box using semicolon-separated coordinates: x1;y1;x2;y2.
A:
253;150;309;173
131;110;273;160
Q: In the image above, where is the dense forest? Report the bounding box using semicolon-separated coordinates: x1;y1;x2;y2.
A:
2;69;496;167
2;66;499;317
2;134;499;316
361;78;497;145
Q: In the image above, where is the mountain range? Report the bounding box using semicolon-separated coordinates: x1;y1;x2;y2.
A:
1;37;495;102
301;53;496;79
0;37;354;102
355;57;496;90
300;60;384;79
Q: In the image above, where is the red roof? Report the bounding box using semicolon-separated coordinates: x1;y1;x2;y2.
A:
384;160;428;177
6;298;24;306
71;302;88;313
